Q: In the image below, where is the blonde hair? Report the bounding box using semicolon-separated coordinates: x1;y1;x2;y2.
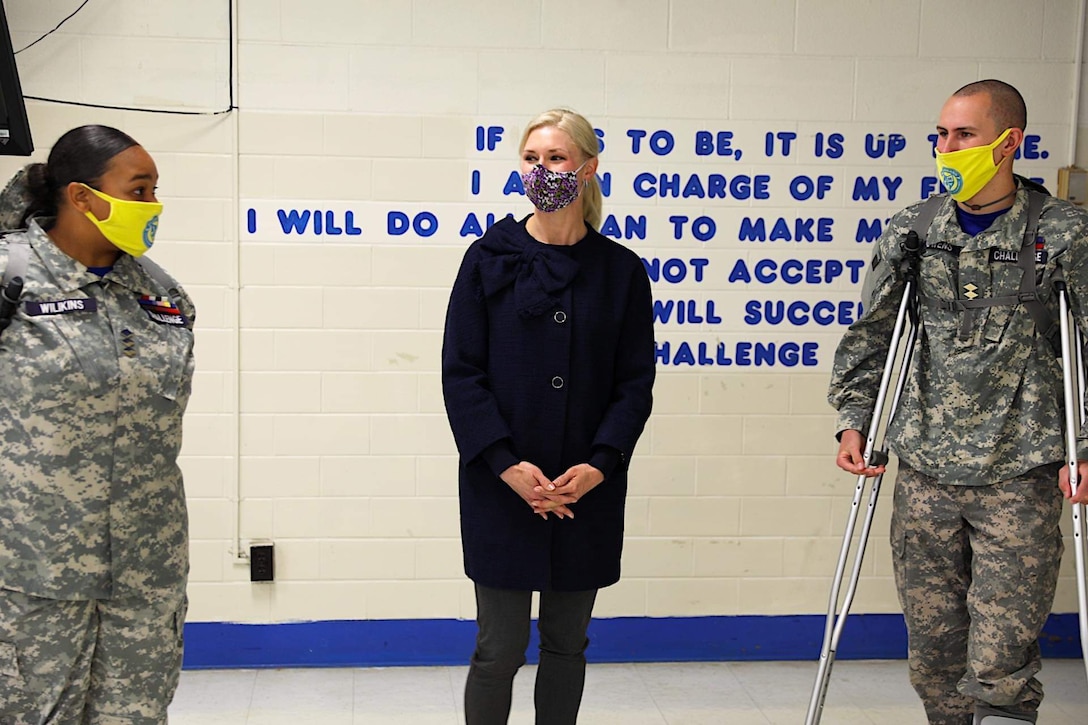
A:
519;108;603;230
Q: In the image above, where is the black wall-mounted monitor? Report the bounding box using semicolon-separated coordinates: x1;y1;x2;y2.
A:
0;2;32;156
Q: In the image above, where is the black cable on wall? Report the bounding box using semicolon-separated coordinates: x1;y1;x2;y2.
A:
17;0;235;116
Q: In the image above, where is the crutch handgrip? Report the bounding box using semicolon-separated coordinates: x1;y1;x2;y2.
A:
0;274;23;334
901;230;922;255
869;450;889;467
899;232;924;327
897;232;922;280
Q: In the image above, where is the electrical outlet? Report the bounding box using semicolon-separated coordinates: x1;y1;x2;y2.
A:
249;543;274;582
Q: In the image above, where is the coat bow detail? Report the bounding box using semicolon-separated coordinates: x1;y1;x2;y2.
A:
475;236;580;318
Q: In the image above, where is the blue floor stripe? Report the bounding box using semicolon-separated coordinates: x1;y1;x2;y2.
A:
182;612;1084;670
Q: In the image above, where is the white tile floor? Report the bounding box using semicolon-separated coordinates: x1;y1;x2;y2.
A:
168;659;1088;724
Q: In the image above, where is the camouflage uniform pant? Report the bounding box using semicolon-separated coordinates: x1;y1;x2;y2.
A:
0;588;186;725
890;463;1064;725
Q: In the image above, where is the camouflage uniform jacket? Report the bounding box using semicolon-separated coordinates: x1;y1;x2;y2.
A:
0;220;196;600
829;188;1088;486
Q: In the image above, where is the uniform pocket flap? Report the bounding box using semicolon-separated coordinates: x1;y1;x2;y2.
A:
0;640;20;679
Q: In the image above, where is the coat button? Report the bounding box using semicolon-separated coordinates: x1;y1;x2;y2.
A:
553;310;567;323
551;376;564;389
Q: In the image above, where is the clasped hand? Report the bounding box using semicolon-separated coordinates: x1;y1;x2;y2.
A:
500;461;605;520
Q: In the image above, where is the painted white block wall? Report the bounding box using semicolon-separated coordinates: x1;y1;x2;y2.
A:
1;0;1086;625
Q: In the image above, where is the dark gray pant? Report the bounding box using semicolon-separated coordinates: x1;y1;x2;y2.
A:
464;583;597;725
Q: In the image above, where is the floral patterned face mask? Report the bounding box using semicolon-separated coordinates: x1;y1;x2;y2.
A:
521;160;588;212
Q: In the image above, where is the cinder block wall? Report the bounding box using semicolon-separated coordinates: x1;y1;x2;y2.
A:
3;0;1084;631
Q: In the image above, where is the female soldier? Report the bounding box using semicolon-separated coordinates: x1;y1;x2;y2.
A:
0;125;195;724
442;109;655;724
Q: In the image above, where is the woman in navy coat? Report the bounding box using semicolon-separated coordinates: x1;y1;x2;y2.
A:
442;109;655;724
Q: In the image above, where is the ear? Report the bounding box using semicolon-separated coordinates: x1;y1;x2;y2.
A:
582;157;599;182
66;182;94;214
1001;128;1024;159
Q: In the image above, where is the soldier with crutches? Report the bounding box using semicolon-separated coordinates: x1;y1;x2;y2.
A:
820;80;1088;725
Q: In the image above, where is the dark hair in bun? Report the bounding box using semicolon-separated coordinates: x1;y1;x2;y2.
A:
13;125;139;227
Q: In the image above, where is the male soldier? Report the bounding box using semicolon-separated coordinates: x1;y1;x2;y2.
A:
829;79;1088;724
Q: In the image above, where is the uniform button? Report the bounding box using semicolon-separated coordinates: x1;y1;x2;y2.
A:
551;376;564;389
553;310;567;323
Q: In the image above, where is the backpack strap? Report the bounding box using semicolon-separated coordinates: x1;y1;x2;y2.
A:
134;254;194;330
136;255;178;300
910;194;946;242
1;235;29;289
914;189;1059;354
924;192;1044;312
0;237;29;341
1013;190;1061;354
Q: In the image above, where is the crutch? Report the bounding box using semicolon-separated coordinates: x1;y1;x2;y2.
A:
805;230;924;725
1054;273;1088;687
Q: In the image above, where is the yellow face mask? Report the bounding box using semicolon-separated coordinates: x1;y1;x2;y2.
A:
934;128;1013;202
80;184;162;258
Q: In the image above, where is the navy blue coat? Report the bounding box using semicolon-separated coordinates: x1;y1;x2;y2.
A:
442;217;655;591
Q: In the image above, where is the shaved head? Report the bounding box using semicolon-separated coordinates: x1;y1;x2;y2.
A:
953;79;1027;132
